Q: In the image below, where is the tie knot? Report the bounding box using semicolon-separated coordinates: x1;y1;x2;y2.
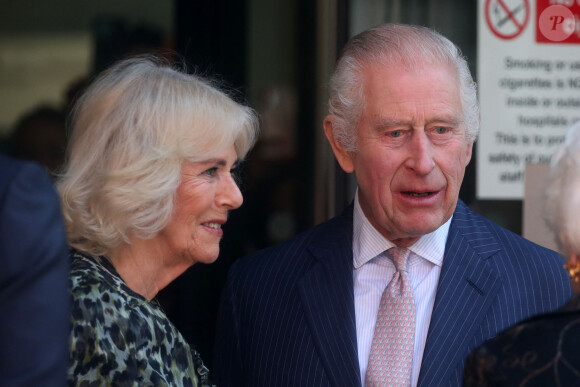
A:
386;247;409;272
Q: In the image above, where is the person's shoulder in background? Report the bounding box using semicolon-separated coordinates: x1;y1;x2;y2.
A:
464;294;580;386
0;154;70;387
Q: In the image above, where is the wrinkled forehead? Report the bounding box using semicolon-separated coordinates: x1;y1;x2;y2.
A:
358;60;461;105
362;60;464;111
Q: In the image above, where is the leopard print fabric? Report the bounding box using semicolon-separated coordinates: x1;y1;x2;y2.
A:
68;250;214;386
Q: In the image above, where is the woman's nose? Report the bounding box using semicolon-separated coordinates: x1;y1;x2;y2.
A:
218;174;243;210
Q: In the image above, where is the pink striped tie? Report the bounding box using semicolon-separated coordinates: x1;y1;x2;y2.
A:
366;247;415;386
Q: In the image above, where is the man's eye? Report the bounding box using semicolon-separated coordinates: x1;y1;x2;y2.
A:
435;127;448;134
389;130;402;138
204;167;218;177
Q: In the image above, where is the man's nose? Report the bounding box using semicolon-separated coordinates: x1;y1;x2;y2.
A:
405;131;435;175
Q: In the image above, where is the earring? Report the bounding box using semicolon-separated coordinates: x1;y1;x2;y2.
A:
564;261;580;283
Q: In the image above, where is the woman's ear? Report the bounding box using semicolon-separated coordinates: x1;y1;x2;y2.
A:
567;251;580;293
323;115;355;173
569;251;579;269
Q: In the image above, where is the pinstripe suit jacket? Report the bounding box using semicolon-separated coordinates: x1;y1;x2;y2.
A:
214;200;572;386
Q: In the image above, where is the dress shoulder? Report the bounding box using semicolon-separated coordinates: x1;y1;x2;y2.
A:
68;251;203;386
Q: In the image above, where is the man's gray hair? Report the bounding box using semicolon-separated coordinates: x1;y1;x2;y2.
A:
327;23;479;151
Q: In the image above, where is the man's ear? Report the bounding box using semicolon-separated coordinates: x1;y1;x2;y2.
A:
323;115;355;173
464;141;473;166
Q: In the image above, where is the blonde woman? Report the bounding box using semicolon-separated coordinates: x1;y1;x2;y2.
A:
58;56;258;386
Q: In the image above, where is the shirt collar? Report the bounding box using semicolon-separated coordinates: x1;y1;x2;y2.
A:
352;190;451;269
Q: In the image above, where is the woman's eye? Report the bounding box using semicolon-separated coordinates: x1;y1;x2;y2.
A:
203;167;218;177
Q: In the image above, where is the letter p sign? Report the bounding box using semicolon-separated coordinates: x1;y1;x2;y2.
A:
550;15;564;31
539;5;575;42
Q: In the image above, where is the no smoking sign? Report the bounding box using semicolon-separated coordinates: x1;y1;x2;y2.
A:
485;0;530;39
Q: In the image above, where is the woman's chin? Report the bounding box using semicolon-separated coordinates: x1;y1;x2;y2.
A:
188;251;220;266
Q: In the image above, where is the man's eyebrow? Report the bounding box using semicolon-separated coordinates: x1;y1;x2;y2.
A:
426;116;462;126
373;118;409;129
374;115;462;129
373;118;412;131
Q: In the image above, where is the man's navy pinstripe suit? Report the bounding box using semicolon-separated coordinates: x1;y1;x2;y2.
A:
214;200;572;386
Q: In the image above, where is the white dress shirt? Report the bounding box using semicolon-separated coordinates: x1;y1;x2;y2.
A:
352;192;450;387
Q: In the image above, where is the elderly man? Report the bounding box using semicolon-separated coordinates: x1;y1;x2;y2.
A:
214;24;572;386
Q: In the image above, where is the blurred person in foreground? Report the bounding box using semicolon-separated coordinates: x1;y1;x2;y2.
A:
213;23;572;386
0;155;69;386
464;121;580;386
58;56;258;386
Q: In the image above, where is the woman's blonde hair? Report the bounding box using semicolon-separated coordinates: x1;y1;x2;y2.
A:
58;56;259;257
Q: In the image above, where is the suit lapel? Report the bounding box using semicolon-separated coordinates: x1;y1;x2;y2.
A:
297;207;362;387
418;201;503;385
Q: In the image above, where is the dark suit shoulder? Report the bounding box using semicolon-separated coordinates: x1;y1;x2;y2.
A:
0;156;63;269
456;200;569;297
0;154;47;176
230;206;353;276
454;200;562;261
215;206;359;387
0;155;69;387
0;155;53;199
453;200;571;313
